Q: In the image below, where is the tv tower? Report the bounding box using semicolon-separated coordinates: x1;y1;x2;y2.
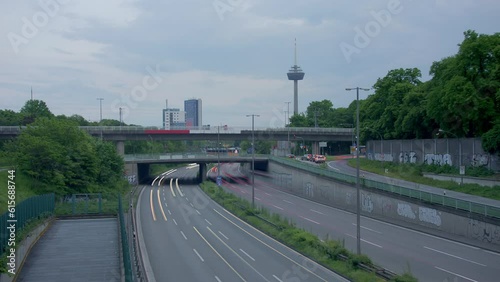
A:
287;38;305;115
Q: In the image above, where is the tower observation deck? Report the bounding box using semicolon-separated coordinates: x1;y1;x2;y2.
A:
287;39;305;115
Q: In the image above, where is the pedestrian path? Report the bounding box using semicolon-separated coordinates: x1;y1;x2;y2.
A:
16;218;120;282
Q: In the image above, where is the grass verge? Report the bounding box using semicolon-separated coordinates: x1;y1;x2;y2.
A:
346;159;500;201
200;181;417;282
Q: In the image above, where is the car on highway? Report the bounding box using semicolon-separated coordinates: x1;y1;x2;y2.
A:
313;154;326;163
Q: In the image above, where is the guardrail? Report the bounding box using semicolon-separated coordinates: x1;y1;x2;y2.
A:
269;156;500;219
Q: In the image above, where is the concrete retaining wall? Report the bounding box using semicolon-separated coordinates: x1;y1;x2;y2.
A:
267;161;500;251
422;173;500;187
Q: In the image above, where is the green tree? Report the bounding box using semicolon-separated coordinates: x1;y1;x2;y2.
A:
19;99;54;125
0;109;20;125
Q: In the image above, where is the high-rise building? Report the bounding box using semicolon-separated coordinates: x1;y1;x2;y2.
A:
163;100;186;129
184;98;202;128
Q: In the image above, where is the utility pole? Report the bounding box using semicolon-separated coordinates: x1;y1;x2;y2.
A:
246;114;260;208
346;87;370;255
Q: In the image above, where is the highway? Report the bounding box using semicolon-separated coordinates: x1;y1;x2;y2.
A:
137;165;349;282
214;163;500;282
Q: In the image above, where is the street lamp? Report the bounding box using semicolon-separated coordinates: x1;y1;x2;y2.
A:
346;86;370;255
217;125;221;186
97;97;104;140
246;114;260;208
437;129;462;184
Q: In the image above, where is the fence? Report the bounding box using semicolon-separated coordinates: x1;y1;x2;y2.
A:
118;195;133;282
0;193;55;256
269;156;500;219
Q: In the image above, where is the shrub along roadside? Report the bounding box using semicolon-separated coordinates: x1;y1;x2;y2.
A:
200;181;416;282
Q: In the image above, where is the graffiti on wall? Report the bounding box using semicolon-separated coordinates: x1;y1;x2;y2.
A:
361;193;373;213
304;182;314;198
397;203;416;219
125;175;137;185
469;219;500;243
418;207;441;226
368;153;394;162
424;154;452;166
471;154;489;167
399;151;417;164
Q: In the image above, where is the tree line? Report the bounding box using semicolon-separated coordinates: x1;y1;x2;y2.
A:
289;30;500;154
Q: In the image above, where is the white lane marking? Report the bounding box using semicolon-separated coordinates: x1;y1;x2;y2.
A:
299;216;320;225
150;189;156;221
151;176;160;186
435;266;478;282
157;189;167;221
193;226;246;281
180;231;187;240
193;249;204;262
264;192;272;196
352;223;382;234
196;209;201;215
186;197;189;201
190;203;194;208
158;176;165;186
485;250;500;256
272;275;283;282
345;233;382;248
282;200;293;204
205;219;213;226
170;178;176;197
239;249;255;261
272;205;284;210
241;190;247;194
423;246;486;267
255;197;261;201
176;178;184;197
173;219;178;226
215;276;222;282
310;209;325;215
206;226;269;282
164;202;168;208
167;210;172;215
214;209;330;282
218;231;229;240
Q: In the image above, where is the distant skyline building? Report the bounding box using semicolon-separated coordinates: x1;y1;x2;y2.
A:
163;99;186;129
287;38;305;115
184;98;202;128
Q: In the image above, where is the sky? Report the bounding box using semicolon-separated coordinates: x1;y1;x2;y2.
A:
1;0;499;128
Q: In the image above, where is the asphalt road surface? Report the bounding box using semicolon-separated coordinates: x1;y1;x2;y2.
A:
219;163;500;282
137;166;349;282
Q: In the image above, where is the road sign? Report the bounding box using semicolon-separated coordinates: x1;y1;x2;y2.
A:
319;142;327;147
216;176;222;186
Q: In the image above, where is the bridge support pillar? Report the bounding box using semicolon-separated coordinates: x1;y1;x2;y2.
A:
198;163;207;183
116;141;125;156
311;142;320;155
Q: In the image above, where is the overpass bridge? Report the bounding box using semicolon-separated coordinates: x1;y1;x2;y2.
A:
0;126;353;154
124;153;269;184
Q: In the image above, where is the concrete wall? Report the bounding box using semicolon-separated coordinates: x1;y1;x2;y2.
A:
267;161;500;251
423;173;500;187
366;138;500;172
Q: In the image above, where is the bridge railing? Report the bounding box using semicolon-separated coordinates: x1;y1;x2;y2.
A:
0;125;353;135
269;156;500;219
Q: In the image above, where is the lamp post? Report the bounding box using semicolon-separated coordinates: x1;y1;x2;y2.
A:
437;129;462;184
246;114;259;208
217;125;221;186
346;87;370;255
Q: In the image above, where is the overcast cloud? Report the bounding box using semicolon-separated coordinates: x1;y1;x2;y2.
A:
1;0;499;128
